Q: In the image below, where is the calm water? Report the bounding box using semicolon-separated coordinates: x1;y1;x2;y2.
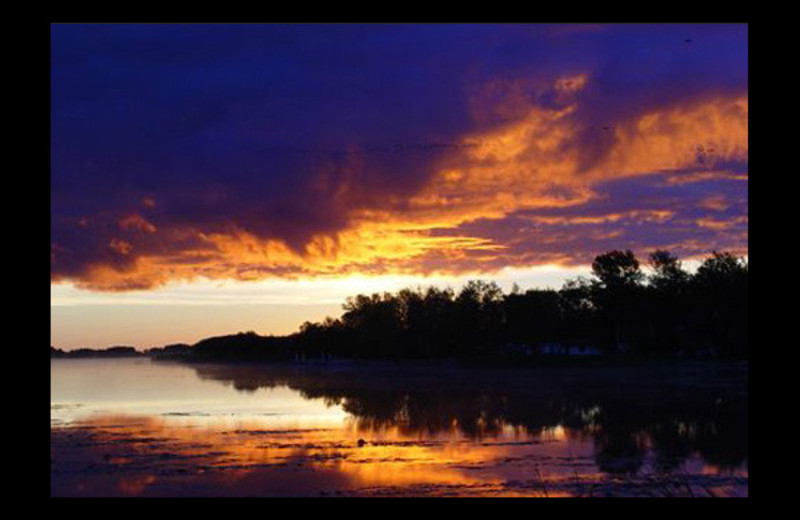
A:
51;358;748;497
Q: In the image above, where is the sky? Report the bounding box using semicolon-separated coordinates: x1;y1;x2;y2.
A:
51;24;748;349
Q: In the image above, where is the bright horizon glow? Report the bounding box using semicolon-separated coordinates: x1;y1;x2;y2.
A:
51;263;592;307
52;263;591;349
50;258;716;350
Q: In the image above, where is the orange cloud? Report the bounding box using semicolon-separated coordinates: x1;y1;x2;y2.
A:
697;195;730;212
119;213;157;234
594;97;747;179
55;74;748;291
109;238;133;255
696;216;748;230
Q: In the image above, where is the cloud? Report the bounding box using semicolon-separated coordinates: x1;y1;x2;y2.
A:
118;213;157;233
51;24;748;291
108;238;133;255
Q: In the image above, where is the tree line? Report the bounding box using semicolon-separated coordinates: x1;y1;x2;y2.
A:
124;249;749;363
290;249;747;360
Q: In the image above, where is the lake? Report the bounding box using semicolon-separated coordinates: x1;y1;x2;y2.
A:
51;358;748;497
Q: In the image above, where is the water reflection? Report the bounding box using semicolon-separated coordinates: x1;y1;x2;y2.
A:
191;363;748;474
51;360;747;497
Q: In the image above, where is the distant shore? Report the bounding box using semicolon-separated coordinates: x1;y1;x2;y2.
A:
50;344;746;370
51;250;747;364
50;346;144;359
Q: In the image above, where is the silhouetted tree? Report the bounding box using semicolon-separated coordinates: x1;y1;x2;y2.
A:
558;277;598;344
644;250;691;353
589;250;645;351
691;252;748;356
141;248;747;362
649;249;689;289
591;249;644;288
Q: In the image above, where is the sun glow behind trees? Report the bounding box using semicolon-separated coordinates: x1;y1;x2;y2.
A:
51;252;729;351
51;263;590;348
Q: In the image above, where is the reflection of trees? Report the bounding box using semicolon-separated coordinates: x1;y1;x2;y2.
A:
190;363;748;475
649;421;695;473
594;429;647;475
693;406;749;471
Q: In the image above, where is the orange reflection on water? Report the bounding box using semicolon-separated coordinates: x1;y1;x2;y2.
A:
51;360;748;497
51;412;746;497
51;413;591;496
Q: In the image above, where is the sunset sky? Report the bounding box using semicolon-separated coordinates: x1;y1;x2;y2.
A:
51;24;748;349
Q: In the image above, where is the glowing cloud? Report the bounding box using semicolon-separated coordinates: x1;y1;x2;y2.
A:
51;24;748;292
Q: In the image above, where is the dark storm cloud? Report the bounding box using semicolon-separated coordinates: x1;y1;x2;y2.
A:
51;24;748;289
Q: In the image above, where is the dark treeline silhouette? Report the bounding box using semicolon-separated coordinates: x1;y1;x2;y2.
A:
54;249;748;362
289;249;747;361
50;346;143;358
